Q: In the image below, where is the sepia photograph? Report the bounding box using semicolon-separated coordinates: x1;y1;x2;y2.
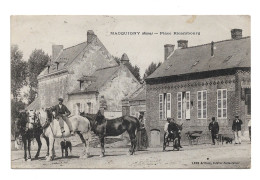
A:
10;15;251;169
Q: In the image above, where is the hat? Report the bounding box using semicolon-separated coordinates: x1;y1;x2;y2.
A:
58;98;64;102
212;117;216;121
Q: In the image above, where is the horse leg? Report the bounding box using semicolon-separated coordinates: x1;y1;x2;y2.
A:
99;136;105;157
77;131;89;158
43;135;50;158
27;138;32;161
23;136;27;161
35;135;42;159
46;137;54;161
128;132;136;155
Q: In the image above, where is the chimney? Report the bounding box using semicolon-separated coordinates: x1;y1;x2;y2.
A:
164;44;175;60
211;41;214;57
52;45;63;61
177;40;188;49
120;53;130;65
231;29;242;40
87;30;97;44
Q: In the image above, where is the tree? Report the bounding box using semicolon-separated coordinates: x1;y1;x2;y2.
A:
27;49;50;104
113;56;141;82
11;99;26;136
11;45;27;101
143;62;162;79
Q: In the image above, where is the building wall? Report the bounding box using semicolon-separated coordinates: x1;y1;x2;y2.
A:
146;73;239;145
37;41;117;109
38;72;69;108
99;65;140;113
68;65;140;118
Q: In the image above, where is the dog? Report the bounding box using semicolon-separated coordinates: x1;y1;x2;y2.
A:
217;134;233;145
60;140;72;158
221;136;233;144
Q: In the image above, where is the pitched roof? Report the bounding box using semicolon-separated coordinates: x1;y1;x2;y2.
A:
129;85;146;102
69;65;120;94
25;98;40;110
38;33;117;77
147;37;251;80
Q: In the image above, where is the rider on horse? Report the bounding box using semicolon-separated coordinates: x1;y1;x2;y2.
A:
167;118;183;148
52;98;74;135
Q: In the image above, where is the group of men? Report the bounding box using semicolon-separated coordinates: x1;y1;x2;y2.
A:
163;115;250;146
209;115;250;145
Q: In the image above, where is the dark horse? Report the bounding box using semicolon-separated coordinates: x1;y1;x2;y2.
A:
13;110;48;161
80;110;141;157
163;122;183;151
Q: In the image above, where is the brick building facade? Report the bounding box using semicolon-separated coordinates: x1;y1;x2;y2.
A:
145;29;251;147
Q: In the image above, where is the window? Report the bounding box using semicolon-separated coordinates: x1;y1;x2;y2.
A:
159;93;171;120
197;90;207;119
159;94;163;120
186;91;191;119
177;92;182;119
217;89;227;118
177;91;190;120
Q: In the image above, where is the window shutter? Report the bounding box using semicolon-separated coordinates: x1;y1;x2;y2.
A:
177;92;182;119
186;91;190;119
197;91;202;119
166;93;171;118
159;94;163;120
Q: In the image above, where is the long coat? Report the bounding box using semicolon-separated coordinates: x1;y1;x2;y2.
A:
209;121;219;134
232;119;243;131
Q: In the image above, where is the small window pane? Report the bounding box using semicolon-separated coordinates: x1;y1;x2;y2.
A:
203;109;207;118
218;100;222;108
223;99;227;108
223;109;227;117
198;101;201;109
217;90;221;99
203;101;207;108
203;91;207;100
218;109;222;117
223;90;227;98
198;92;201;100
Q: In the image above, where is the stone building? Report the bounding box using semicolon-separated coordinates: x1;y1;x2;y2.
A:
145;29;251;146
28;31;140;117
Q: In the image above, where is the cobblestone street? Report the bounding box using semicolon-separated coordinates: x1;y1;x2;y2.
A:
11;142;251;169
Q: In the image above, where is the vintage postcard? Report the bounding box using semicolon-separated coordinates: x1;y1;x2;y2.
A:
11;15;251;169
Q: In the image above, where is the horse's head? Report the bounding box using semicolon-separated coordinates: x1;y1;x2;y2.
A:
37;107;54;127
27;109;37;129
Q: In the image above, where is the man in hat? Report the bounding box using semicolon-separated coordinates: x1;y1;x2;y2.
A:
209;117;219;145
232;115;243;144
52;98;73;135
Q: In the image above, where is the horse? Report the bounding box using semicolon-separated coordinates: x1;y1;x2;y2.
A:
163;122;183;151
80;110;141;157
37;108;92;161
13;110;47;161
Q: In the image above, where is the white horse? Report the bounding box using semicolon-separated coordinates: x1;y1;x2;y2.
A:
37;108;91;161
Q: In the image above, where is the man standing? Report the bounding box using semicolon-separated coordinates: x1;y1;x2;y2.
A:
232;115;243;144
209;117;219;145
52;98;73;135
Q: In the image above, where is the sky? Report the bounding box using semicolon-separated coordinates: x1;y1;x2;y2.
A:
11;15;250;76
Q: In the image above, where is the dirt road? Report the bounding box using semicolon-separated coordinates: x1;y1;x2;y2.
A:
11;142;250;169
